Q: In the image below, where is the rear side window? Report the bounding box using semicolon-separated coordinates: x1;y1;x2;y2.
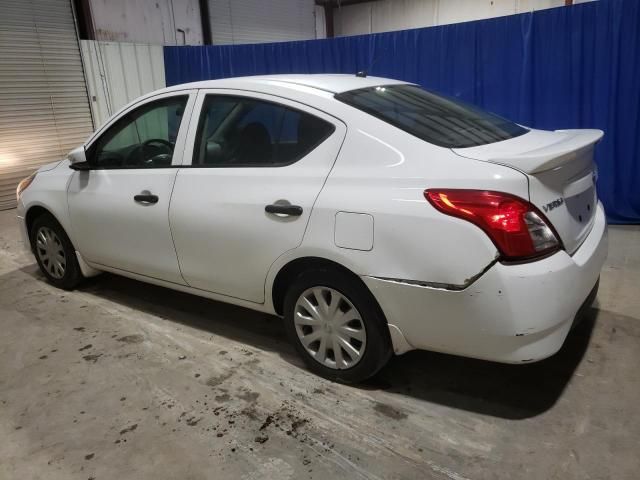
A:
193;95;335;167
335;85;527;148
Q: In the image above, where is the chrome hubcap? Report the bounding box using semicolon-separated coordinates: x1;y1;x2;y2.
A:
35;227;66;279
294;287;366;370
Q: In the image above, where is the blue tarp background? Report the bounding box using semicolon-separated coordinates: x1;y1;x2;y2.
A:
165;0;640;223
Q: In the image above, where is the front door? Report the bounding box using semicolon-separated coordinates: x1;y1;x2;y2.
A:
67;91;195;284
169;90;346;303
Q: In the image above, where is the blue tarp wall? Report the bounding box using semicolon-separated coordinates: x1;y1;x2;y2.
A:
165;0;639;223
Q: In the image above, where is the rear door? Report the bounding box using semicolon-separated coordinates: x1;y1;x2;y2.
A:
169;90;346;303
454;128;603;254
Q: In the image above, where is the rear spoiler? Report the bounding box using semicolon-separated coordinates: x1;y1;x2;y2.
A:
487;129;604;174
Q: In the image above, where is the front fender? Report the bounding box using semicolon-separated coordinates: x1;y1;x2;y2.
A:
18;160;76;247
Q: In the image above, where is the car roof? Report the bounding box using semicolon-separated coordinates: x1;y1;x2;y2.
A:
87;74;412;147
161;74;410;95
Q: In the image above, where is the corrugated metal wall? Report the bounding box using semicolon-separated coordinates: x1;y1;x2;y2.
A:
80;41;166;127
0;0;94;210
208;0;316;45
87;0;203;45
86;0;318;46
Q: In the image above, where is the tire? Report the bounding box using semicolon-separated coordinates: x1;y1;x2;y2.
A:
30;213;83;290
283;266;392;383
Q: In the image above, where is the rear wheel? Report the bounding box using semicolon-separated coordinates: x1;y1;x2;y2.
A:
30;214;83;290
283;267;392;383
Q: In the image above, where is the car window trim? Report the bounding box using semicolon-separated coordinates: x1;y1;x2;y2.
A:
84;89;196;147
83;90;196;170
87;95;190;169
190;93;336;169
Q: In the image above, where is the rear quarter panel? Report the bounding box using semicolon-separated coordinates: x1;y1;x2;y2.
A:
292;111;531;287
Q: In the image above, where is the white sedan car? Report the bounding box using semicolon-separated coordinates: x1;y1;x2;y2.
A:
16;74;607;382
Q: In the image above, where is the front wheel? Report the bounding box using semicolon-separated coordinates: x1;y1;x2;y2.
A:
283;267;392;383
30;213;83;290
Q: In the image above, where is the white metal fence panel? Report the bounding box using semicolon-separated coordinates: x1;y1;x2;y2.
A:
80;40;166;128
0;0;94;210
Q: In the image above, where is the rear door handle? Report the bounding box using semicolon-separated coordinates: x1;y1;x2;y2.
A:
265;204;303;216
134;194;159;204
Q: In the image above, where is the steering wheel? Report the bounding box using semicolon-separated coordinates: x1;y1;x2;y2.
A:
143;138;173;153
124;138;174;166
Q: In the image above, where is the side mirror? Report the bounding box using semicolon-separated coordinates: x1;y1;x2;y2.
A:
68;146;90;171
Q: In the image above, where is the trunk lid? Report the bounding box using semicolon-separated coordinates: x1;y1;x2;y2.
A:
453;128;603;254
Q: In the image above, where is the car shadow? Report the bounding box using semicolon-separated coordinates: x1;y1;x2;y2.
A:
363;307;597;420
20;267;595;421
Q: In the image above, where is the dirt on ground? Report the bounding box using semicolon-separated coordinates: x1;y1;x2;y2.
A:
1;210;639;480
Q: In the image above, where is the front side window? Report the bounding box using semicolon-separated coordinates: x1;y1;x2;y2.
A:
88;96;188;168
335;85;527;148
193;95;335;167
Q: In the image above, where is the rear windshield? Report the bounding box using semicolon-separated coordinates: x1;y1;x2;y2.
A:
335;84;527;148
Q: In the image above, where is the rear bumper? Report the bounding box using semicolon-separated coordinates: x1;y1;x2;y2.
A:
364;201;608;363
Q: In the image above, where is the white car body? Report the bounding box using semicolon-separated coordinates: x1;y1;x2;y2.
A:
16;74;607;367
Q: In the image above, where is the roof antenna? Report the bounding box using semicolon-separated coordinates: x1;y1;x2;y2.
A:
355;48;386;78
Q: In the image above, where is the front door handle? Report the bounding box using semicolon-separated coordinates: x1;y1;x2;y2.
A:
265;204;303;216
134;193;159;204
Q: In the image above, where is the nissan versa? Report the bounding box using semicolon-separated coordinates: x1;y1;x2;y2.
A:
16;74;607;382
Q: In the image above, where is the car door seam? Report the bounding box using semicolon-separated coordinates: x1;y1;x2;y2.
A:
167;92;199;287
261;121;350;305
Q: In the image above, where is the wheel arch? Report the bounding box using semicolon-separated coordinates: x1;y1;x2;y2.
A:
270;256;386;321
25;205;60;249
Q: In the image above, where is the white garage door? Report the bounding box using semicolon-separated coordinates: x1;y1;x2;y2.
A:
0;0;93;210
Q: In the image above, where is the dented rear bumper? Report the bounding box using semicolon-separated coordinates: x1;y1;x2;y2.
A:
363;202;608;363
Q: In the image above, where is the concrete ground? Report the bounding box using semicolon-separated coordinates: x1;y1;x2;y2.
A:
0;208;638;480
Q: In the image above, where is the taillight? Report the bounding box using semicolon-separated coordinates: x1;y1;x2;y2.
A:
424;189;561;261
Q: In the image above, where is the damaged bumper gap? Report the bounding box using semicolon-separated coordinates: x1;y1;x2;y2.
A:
370;258;498;292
